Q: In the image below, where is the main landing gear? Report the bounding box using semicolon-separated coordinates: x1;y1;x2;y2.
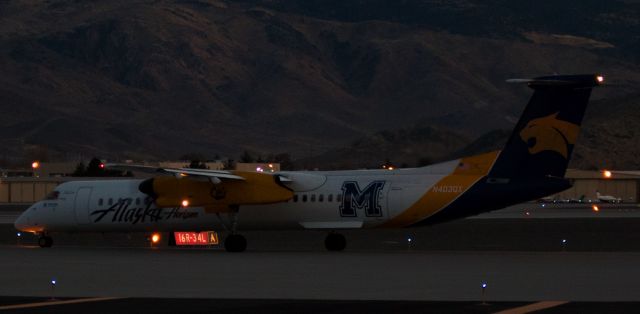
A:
218;207;247;253
325;232;346;251
38;234;53;248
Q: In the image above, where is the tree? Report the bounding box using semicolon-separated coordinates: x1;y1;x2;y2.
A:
85;158;105;177
187;160;207;169
72;157;129;177
72;162;86;177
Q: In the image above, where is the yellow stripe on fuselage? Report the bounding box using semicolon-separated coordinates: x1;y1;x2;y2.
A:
379;151;499;228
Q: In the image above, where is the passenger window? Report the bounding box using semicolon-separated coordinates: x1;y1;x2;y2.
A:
108;198;113;205
328;194;333;202
293;195;298;202
302;195;308;202
319;194;324;202
98;198;103;206
311;194;316;202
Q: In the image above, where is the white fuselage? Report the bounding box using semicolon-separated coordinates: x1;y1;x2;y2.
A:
15;160;465;233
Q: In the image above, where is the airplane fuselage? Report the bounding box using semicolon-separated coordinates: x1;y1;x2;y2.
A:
16;159;465;233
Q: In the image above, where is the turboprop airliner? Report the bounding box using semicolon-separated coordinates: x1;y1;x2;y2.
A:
15;74;604;252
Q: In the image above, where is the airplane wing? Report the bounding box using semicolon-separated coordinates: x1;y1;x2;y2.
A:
105;164;246;181
106;164;296;210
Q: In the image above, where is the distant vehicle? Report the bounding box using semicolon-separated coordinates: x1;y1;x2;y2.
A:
14;74;604;252
596;191;622;204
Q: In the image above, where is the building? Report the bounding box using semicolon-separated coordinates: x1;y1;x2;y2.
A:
553;169;639;203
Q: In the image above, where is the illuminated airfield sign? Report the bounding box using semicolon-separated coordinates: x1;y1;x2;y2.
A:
174;231;219;246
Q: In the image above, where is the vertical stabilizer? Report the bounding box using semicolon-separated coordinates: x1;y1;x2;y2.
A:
489;74;604;179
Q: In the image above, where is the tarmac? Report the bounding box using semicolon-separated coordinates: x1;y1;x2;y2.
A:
2;204;640;313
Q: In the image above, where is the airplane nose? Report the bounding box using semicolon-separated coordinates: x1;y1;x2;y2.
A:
14;206;32;232
14;212;26;231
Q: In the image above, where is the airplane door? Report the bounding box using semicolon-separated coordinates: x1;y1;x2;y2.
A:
74;187;93;224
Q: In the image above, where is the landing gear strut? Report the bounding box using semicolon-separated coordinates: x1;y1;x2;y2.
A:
218;207;247;252
38;235;53;248
325;233;346;251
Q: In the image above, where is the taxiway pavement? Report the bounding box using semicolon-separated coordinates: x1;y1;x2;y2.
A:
1;245;640;302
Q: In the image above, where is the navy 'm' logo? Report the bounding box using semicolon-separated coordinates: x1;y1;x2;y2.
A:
340;181;385;217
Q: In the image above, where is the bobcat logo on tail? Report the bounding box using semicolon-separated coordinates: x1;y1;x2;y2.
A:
519;113;580;159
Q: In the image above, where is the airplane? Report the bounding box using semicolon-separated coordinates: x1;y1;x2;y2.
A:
596;191;622;204
14;74;604;252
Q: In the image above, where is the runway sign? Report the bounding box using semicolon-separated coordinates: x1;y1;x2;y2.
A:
174;231;219;245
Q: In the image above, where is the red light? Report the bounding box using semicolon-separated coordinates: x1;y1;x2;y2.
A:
99;163;105;169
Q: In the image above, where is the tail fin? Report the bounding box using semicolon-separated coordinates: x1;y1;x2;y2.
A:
489;74;604;179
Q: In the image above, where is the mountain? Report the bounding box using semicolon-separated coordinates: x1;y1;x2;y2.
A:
299;126;470;170
1;0;639;169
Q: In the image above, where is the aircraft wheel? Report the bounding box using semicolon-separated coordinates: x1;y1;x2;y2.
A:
38;236;53;248
224;234;247;252
325;233;346;251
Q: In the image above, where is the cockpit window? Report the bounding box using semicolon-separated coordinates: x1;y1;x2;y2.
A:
45;191;60;200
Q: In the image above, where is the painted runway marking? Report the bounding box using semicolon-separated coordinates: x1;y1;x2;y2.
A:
493;301;569;314
0;297;123;311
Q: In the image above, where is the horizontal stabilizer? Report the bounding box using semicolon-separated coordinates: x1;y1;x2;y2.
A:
507;74;604;88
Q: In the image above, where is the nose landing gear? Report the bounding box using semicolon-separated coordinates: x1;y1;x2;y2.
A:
38;235;53;248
